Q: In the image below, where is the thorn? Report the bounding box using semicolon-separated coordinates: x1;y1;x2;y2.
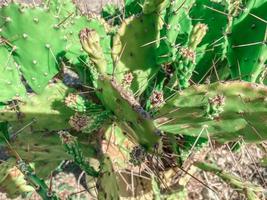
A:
140;37;166;47
33;17;39;23
204;5;228;16
22;33;28;39
113;42;127;78
5;17;11;22
56;12;74;27
11;119;37;139
232;41;264;48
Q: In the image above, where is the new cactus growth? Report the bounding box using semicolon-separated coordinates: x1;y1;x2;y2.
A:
156;0;194;65
174;23;208;88
0;0;267;199
16;159;60;200
58;131;99;177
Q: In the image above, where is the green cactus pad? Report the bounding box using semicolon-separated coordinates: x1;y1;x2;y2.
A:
43;0;113;73
142;0;166;14
0;158;34;198
63;16;90;65
44;0;93;67
0;82;74;132
0;3;66;93
44;0;76;20
95;76;160;149
112;13;161;95
80;29;160;148
0;46;26;102
65;16;113;69
5;132;96;179
97;156;120;200
124;0;143;17
10;131;72;178
190;0;229;82
156;0;193;65
156;81;267;143
101;124;133;170
190;0;227;47
8;131;96;179
227;1;267;82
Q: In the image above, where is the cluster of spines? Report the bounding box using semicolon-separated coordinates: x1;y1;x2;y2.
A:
65;93;111;133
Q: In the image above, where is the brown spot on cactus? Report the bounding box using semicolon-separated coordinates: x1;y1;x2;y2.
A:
129;146;147;166
68;113;90;132
209;95;225;107
122;71;134;86
58;131;76;144
163;63;174;76
179;47;196;62
205;94;226;120
150;90;164;107
64;93;78;107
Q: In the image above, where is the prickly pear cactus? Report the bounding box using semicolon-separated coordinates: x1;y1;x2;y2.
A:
0;3;66;93
0;46;26;102
174;23;208;89
112;7;162;94
80;28;161;149
58;131;99;177
157;81;267;143
10;131;72;178
227;0;267;82
190;0;229;82
0;0;266;199
156;0;193;65
0;82;73;132
96;156;120;200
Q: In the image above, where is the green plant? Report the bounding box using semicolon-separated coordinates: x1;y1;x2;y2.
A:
0;0;266;199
